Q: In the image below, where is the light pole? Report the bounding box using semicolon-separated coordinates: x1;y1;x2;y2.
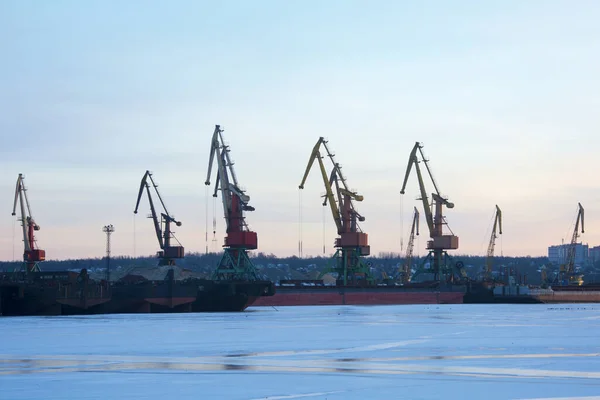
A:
103;224;115;282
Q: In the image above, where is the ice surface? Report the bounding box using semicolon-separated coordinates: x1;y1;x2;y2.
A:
1;304;600;399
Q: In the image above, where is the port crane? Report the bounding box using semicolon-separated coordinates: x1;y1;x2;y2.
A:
399;207;419;284
205;125;259;281
134;170;184;266
11;173;45;273
484;205;502;281
299;137;372;286
555;203;584;286
400;142;463;282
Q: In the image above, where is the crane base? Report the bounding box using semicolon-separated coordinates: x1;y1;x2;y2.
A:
212;247;259;281
411;250;466;283
318;247;374;286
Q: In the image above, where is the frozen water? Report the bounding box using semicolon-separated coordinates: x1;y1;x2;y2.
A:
1;304;600;399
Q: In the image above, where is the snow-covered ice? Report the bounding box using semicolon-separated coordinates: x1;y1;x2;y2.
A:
1;304;599;399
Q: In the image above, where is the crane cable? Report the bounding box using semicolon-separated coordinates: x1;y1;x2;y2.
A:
298;189;303;258
322;206;326;255
212;196;217;253
12;217;16;262
400;195;404;253
133;213;136;258
205;185;209;255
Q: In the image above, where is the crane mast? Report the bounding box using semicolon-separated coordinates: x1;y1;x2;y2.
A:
400;207;419;284
205;125;258;281
484;205;502;281
11;173;45;273
556;203;584;286
299;137;372;286
134;170;184;266
400;142;460;283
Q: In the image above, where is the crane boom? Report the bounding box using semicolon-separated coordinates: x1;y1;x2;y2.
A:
206;125;255;237
560;203;584;283
300;137;371;286
400;142;459;282
484;205;502;281
133;170;184;266
11;173;45;272
401;207;419;284
300;138;343;233
205;124;258;281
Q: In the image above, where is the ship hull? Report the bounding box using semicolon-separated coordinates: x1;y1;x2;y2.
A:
529;286;600;303
1;273;276;316
193;280;275;312
252;285;465;307
102;280;198;314
463;283;600;304
0;271;111;316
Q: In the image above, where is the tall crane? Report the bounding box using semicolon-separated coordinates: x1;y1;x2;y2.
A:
11;173;45;273
400;142;461;282
205;125;258;281
134;170;184;266
400;207;419;284
556;203;584;286
484;205;502;281
299;137;372;286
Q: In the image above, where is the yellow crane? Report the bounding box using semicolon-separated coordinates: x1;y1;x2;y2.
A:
299;137;372;286
484;205;502;281
400;142;462;282
556;203;584;286
400;207;419;284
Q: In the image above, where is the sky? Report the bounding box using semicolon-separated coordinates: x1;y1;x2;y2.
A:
1;0;599;261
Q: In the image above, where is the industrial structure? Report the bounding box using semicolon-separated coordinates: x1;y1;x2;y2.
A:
554;203;584;285
399;207;419;284
484;205;503;281
205;125;259;281
400;142;462;282
299;137;372;286
102;224;114;282
6;136;600;315
134;170;184;266
11;173;45;273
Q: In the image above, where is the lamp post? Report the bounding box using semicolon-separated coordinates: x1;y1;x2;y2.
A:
103;224;115;282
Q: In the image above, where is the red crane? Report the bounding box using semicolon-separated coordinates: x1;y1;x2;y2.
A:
11;173;45;273
134;170;184;266
205;125;258;281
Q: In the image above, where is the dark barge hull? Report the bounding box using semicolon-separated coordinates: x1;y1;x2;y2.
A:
0;270;111;316
1;270;275;316
193;280;275;312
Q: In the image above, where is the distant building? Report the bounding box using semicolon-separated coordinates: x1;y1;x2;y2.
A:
547;243;589;265
589;246;600;263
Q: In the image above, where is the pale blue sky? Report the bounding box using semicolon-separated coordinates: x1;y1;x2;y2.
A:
1;0;599;261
